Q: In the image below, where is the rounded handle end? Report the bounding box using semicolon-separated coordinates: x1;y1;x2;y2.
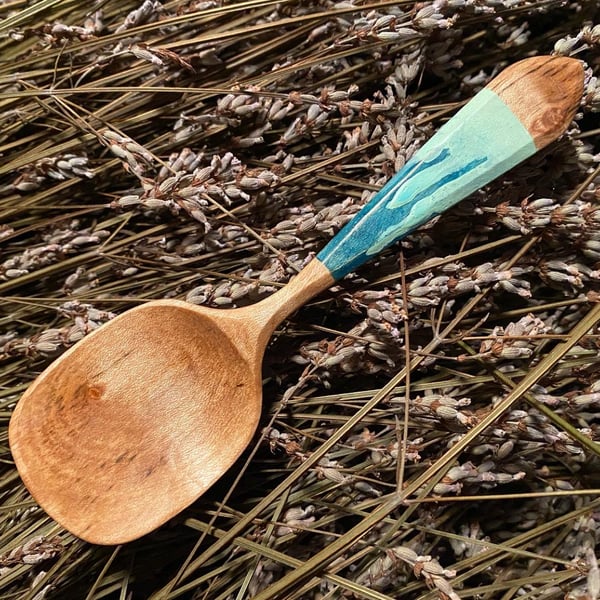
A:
487;55;584;149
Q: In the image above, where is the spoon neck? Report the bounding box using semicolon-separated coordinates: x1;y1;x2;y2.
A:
252;258;335;342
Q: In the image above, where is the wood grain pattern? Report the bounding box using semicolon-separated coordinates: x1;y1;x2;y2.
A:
10;302;264;543
9;258;333;544
487;55;584;149
8;56;584;545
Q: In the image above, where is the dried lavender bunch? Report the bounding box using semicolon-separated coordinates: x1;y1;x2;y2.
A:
1;0;600;598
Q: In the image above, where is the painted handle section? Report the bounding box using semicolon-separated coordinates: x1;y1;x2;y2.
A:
317;87;536;279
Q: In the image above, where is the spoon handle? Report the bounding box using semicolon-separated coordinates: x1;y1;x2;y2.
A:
315;55;583;280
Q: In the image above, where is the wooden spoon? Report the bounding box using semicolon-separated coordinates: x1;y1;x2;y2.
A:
9;56;584;545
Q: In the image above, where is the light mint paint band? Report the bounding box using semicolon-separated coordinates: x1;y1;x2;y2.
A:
317;88;536;279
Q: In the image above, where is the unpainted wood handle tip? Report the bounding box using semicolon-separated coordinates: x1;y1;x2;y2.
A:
487;55;584;149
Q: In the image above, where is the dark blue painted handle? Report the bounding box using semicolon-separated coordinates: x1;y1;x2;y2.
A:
316;88;536;279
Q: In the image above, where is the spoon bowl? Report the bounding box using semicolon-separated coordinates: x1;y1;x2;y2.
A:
11;303;261;543
9;56;584;544
10;260;333;544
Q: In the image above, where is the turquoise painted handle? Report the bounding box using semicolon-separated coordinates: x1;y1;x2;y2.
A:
317;87;536;279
